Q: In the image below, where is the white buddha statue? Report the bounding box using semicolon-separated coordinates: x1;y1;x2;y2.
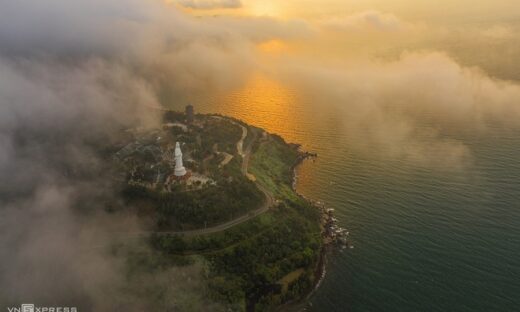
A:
174;142;187;177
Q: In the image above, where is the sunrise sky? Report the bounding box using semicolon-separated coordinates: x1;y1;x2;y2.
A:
178;0;520;21
167;0;520;83
1;0;519;166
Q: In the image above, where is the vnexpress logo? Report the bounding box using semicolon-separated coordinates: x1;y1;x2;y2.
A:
6;304;77;312
21;305;34;312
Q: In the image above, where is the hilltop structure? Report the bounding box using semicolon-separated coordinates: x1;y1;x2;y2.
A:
185;104;194;124
174;142;187;177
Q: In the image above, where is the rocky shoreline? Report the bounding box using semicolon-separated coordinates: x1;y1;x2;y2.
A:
284;148;350;310
291;149;349;248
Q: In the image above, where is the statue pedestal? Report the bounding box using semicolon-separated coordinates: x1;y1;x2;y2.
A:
175;166;187;177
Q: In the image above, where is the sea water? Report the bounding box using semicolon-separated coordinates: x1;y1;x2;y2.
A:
171;75;520;311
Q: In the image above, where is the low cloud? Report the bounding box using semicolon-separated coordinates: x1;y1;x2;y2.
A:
481;25;514;39
0;0;309;98
175;0;242;10
0;54;165;309
321;10;413;33
273;52;520;168
205;16;313;41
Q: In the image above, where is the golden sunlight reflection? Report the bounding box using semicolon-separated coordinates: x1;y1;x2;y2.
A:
194;74;310;145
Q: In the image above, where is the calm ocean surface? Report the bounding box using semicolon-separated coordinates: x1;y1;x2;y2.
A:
171;75;520;311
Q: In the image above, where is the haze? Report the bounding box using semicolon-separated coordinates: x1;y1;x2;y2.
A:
1;0;519;310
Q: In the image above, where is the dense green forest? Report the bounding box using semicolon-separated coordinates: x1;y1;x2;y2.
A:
122;175;264;230
151;198;321;311
150;132;323;311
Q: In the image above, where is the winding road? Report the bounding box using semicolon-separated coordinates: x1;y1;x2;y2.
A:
118;117;275;239
131;183;274;237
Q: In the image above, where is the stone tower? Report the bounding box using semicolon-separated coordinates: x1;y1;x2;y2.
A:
185;104;194;124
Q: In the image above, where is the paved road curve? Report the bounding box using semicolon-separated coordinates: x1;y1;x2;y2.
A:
132;183;274;237
117;116;275;239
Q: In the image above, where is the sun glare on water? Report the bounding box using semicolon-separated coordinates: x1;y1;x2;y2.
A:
207;74;303;142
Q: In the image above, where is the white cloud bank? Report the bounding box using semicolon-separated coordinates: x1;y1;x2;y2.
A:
273;51;520;168
321;10;412;32
176;0;242;9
